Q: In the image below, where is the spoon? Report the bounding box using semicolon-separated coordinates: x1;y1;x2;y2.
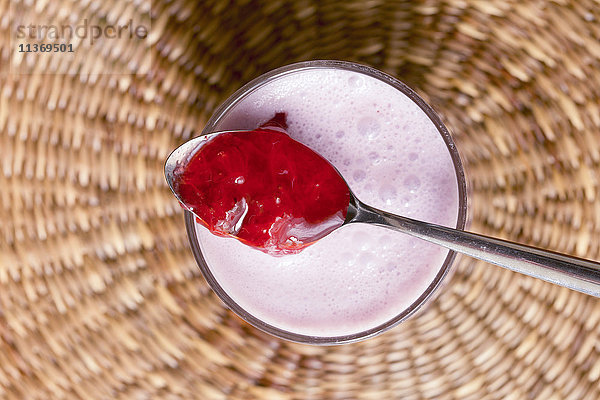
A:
165;132;600;297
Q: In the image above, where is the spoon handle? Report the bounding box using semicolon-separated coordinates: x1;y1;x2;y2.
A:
350;201;600;297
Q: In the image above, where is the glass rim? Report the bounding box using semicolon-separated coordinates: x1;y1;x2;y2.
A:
185;59;469;345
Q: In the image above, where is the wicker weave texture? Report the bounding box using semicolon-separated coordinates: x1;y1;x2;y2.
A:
1;0;600;399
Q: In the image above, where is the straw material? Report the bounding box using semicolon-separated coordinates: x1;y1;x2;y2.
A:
1;0;600;398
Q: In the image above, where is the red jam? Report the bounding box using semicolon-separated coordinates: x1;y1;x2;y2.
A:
173;114;351;255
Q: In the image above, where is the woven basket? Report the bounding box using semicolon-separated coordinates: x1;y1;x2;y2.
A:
2;0;600;398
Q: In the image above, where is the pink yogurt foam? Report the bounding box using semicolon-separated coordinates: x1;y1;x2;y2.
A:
195;68;459;337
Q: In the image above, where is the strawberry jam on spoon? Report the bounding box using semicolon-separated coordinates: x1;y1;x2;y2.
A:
171;113;351;255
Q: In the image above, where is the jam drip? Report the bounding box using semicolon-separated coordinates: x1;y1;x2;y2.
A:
174;114;351;255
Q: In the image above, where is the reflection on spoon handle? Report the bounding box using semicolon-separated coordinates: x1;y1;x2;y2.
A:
348;199;600;297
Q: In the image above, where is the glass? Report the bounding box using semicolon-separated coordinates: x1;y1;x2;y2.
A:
184;60;469;344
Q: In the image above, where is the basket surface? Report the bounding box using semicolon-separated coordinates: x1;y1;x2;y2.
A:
1;0;600;399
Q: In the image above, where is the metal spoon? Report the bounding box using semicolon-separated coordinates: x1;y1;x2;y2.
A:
165;133;600;297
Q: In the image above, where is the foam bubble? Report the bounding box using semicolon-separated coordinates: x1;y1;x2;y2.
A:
353;169;366;182
404;175;421;192
348;75;363;88
357;117;381;140
378;184;397;205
